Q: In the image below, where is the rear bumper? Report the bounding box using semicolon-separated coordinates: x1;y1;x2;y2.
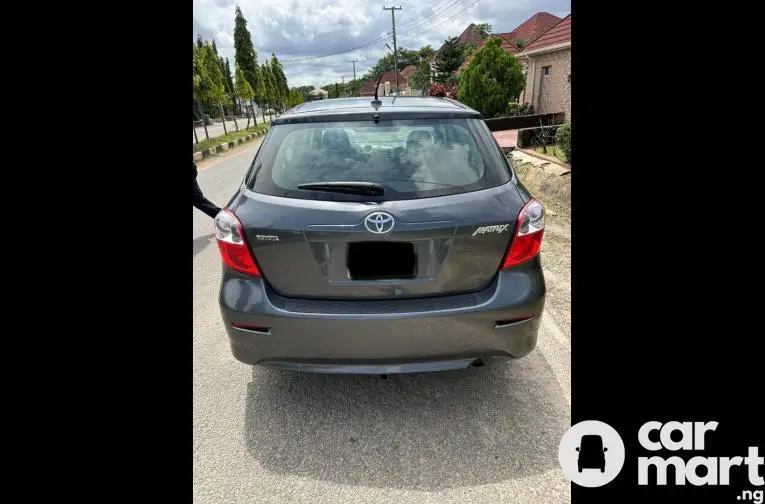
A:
218;258;545;373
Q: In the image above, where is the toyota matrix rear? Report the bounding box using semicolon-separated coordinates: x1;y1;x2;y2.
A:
215;96;546;374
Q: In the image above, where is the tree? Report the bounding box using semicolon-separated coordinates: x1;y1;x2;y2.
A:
409;59;433;92
297;85;315;101
402;46;437;92
433;37;466;82
193;42;210;140
418;45;436;61
463;25;492;59
270;53;289;111
199;41;229;134
224;58;234;93
471;23;492;38
261;61;277;120
458;37;525;118
253;64;266;122
234;6;262;126
210;39;224;76
346;78;364;97
217;55;237;131
235;64;255;128
286;87;304;108
364;48;421;80
224;58;238;126
556;122;571;162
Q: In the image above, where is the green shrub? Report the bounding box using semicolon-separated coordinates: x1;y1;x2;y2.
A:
557;122;571;162
505;102;534;117
458;38;525;118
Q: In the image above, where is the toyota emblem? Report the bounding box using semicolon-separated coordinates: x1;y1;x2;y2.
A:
364;211;395;234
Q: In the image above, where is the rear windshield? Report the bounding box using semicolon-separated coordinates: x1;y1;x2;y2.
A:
248;118;511;201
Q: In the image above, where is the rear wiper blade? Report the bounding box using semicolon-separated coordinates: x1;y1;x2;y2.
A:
296;181;385;196
382;179;467;193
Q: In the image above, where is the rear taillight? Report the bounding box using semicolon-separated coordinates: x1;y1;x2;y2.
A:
214;209;261;277
501;198;545;269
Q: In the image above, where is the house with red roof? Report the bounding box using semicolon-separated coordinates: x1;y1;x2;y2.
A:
454;12;571;121
399;65;418;80
517;14;571;120
433;23;487;62
358;70;411;97
430;23;489;81
456;12;562;75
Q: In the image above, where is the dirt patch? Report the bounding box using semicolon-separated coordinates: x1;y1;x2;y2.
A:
507;150;571;339
540;210;571;338
509;150;571;207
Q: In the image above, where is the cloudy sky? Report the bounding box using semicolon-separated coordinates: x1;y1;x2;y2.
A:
193;0;570;88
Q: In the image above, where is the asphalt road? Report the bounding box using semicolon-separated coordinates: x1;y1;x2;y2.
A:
193;141;572;504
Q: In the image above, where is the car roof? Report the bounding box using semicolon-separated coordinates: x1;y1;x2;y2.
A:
272;96;482;125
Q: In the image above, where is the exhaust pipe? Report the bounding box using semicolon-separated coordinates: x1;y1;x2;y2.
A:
471;359;485;368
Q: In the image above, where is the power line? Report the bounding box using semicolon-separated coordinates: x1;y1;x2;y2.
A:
278;0;470;63
338;0;479;86
364;0;481;67
383;5;403;92
281;0;481;93
377;0;453;34
371;0;462;46
388;0;463;36
405;0;481;41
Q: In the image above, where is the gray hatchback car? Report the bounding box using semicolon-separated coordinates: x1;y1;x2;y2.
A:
215;96;546;374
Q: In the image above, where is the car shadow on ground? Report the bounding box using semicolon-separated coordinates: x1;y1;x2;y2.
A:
244;351;569;491
193;233;216;258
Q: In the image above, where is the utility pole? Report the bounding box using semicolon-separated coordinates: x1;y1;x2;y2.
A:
383;5;402;93
351;60;357;95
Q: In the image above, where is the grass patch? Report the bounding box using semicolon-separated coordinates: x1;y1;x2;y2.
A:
193;123;269;153
534;143;568;164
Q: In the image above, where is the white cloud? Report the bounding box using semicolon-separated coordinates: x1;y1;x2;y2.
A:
193;0;570;88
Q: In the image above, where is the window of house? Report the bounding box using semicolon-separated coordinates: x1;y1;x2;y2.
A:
542;66;551;76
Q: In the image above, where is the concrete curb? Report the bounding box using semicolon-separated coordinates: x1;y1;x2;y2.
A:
517;148;570;168
197;127;269;159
